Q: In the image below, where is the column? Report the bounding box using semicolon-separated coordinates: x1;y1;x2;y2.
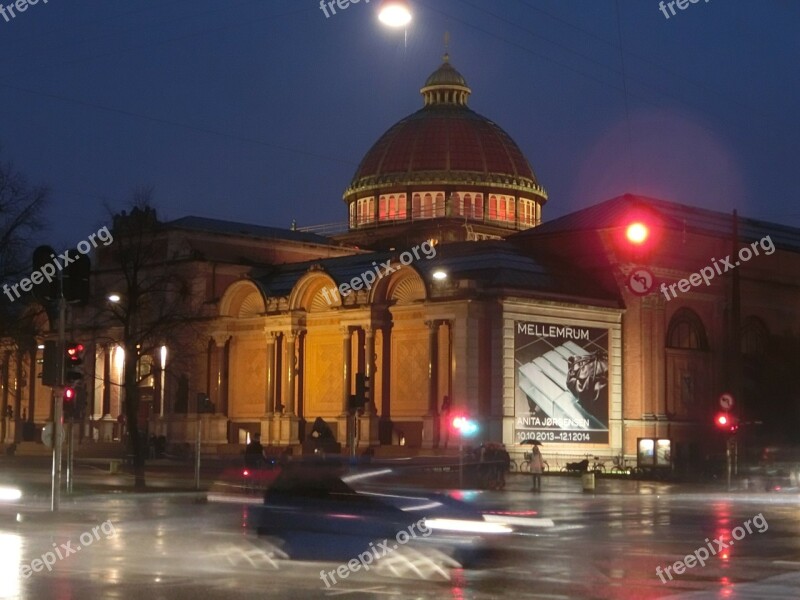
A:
283;331;297;416
102;345;112;416
277;329;301;445
426;320;439;416
379;326;392;444
358;325;380;446
364;326;376;415
264;330;277;416
98;345;115;442
422;320;440;448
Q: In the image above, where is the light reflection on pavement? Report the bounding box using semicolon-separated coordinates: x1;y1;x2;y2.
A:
0;477;798;599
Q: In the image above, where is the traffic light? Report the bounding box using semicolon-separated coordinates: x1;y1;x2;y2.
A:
615;205;663;260
714;412;739;433
452;415;479;437
32;245;59;303
63;386;76;420
355;373;369;400
625;222;650;246
348;373;370;412
41;341;60;387
64;342;85;384
63;251;91;304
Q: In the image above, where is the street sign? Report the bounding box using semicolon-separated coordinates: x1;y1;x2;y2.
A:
626;267;656;296
719;393;735;410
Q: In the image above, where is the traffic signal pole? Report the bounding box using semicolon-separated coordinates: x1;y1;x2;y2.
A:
51;295;66;512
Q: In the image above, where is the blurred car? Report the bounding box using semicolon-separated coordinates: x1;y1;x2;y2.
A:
246;461;511;568
741;446;800;492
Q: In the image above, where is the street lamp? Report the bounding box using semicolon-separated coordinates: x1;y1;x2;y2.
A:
432;269;448;281
378;0;412;27
108;293;121;303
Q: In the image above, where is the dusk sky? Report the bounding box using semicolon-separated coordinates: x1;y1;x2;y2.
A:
1;0;797;249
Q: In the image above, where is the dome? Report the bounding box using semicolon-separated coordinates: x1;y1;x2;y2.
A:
423;54;469;88
343;56;547;237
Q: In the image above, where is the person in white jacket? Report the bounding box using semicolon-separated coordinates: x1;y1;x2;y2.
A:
530;446;544;492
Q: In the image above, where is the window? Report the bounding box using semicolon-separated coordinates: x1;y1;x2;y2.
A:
667;309;708;350
520;199;536;227
422;194;433;219
356;197;375;225
741;317;768;357
435;193;445;217
489;195;498;220
379;196;388;221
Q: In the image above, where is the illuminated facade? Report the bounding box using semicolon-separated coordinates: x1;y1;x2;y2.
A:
3;58;800;469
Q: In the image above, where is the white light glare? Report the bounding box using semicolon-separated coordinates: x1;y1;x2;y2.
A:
423;518;512;534
0;487;22;502
379;1;412;27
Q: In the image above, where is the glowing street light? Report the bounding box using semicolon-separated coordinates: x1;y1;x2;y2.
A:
378;0;412;28
432;269;448;281
107;293;121;303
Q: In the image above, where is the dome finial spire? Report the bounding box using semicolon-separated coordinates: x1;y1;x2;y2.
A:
443;31;450;62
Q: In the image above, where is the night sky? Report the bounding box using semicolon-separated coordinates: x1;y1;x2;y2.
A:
1;0;797;249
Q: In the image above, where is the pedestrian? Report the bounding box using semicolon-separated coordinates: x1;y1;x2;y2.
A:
530;445;544;492
498;444;510;489
244;432;265;468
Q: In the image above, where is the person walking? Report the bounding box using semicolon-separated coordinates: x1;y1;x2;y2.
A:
530;445;544;492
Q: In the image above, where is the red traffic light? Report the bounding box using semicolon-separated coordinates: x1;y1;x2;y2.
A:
64;387;76;400
66;343;85;362
451;415;479;436
715;412;739;432
625;222;650;245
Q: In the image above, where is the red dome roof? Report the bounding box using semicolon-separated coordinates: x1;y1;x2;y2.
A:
344;58;545;202
351;106;537;183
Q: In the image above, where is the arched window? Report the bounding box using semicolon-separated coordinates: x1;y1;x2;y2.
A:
667;308;708;350
412;194;421;219
741;317;769;357
423;194;433;219
349;202;355;227
379;196;388;221
435;193;445;217
488;196;496;219
397;194;407;219
474;194;484;219
508;197;515;222
389;195;397;219
463;194;472;218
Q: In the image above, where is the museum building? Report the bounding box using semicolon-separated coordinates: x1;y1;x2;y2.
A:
3;56;799;467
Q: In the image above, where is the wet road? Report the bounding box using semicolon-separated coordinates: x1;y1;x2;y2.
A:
1;475;799;599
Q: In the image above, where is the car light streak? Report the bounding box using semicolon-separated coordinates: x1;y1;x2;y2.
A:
0;487;21;502
424;518;512;534
482;514;554;528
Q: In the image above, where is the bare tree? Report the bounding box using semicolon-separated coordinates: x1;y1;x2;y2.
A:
0;155;49;326
86;190;205;489
0;155;49;442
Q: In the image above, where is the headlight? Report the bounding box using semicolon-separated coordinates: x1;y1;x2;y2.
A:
0;487;21;502
423;518;512;534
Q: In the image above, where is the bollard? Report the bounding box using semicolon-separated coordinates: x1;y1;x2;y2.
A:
581;471;596;492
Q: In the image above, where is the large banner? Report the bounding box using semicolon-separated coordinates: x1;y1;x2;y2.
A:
515;321;609;444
